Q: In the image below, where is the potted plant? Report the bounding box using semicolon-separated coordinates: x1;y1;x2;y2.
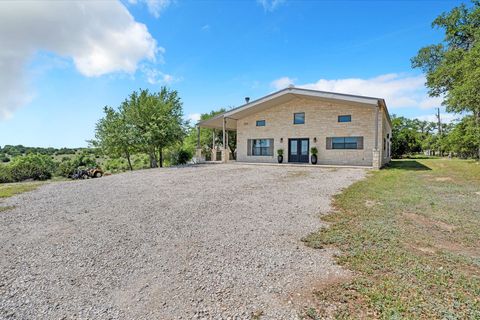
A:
277;149;284;163
310;147;318;164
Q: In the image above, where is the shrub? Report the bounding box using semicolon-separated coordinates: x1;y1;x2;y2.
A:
9;154;56;181
104;158;129;173
177;149;192;165
0;165;14;183
169;148;192;165
0;154;10;163
57;160;76;178
56;153;99;177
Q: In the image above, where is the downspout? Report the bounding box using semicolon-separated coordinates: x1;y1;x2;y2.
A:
223;116;226;162
375;103;379;150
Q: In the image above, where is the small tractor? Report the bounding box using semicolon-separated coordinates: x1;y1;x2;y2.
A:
70;167;104;180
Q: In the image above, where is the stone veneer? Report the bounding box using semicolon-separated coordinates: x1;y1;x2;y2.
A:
235;96;391;168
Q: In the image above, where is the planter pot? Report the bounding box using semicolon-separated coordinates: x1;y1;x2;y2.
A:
277;155;283;163
311;154;318;165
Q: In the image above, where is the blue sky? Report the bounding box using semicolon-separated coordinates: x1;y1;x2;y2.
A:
0;0;466;147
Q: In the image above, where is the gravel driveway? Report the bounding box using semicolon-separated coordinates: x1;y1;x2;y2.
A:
0;164;365;319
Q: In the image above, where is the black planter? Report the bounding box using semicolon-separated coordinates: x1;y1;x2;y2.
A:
278;155;283;163
311;154;317;164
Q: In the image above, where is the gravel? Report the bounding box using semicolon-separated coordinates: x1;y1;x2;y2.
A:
0;164;365;319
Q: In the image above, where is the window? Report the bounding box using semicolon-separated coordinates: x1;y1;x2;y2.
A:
338;115;351;122
248;139;274;156
256;120;266;127
293;112;305;124
327;137;363;150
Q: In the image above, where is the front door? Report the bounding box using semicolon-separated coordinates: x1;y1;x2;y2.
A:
288;138;309;163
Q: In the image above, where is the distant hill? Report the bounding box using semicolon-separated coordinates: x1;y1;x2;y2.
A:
0;145;94;162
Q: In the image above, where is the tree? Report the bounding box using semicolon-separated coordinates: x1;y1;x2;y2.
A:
412;1;480;159
391;115;423;158
122;88;186;168
443;115;479;158
93;106;137;170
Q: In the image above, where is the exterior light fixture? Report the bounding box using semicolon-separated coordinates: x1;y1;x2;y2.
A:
280;137;283;143
313;137;317;143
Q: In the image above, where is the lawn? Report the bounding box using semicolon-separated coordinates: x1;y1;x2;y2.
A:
303;158;480;319
0;182;41;211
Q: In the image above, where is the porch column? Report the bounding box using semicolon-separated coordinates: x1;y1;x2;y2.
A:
195;126;204;163
222;116;227;163
211;130;216;161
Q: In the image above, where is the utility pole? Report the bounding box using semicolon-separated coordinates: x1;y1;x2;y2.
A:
436;108;442;156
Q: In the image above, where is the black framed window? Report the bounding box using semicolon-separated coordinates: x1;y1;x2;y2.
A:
338;115;351;122
332;137;361;149
256;120;266;127
251;139;273;156
293;112;305;124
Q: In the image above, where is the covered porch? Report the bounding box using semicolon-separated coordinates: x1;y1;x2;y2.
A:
195;115;237;163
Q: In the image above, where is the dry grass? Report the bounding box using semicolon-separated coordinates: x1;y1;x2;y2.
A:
0;182;41;212
302;158;480;319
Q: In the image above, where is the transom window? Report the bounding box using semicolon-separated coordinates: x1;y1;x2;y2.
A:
338;115;352;122
331;137;363;149
256;120;266;127
293;112;305;124
250;139;273;156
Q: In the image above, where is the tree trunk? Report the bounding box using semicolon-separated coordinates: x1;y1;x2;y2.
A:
125;150;133;171
149;152;158;168
159;147;163;168
476;111;480;160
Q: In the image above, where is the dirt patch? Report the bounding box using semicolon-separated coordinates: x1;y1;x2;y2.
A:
287;272;355;319
365;200;382;208
402;212;456;232
434;177;453;182
285;170;310;179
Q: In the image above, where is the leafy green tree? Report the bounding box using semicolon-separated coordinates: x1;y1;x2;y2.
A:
443;115;479;157
391;115;423;158
412;1;480;159
93;106;137;170
122;88;186;168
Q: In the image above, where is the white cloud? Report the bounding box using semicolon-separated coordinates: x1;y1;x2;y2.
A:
141;65;176;84
415;113;458;124
257;0;286;11
144;0;172;18
279;73;443;110
201;24;211;32
0;1;160;119
186;113;201;123
270;76;296;90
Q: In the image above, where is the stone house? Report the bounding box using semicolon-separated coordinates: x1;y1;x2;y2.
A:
196;87;392;169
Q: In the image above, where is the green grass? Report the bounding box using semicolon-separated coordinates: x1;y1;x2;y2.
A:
0;182;41;212
302;158;480;319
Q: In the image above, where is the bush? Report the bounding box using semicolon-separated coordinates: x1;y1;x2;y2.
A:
177;149;192;165
104;158;129;173
0;153;10;163
169;148;192;165
0;165;14;183
57;160;76;178
56;153;99;178
9;154;56;181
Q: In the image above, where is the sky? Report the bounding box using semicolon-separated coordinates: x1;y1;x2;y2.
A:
0;0;467;148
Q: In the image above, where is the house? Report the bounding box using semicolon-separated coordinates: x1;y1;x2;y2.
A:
196;86;392;169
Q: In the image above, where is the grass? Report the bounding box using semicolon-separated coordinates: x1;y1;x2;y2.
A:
302;158;480;319
0;182;41;212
